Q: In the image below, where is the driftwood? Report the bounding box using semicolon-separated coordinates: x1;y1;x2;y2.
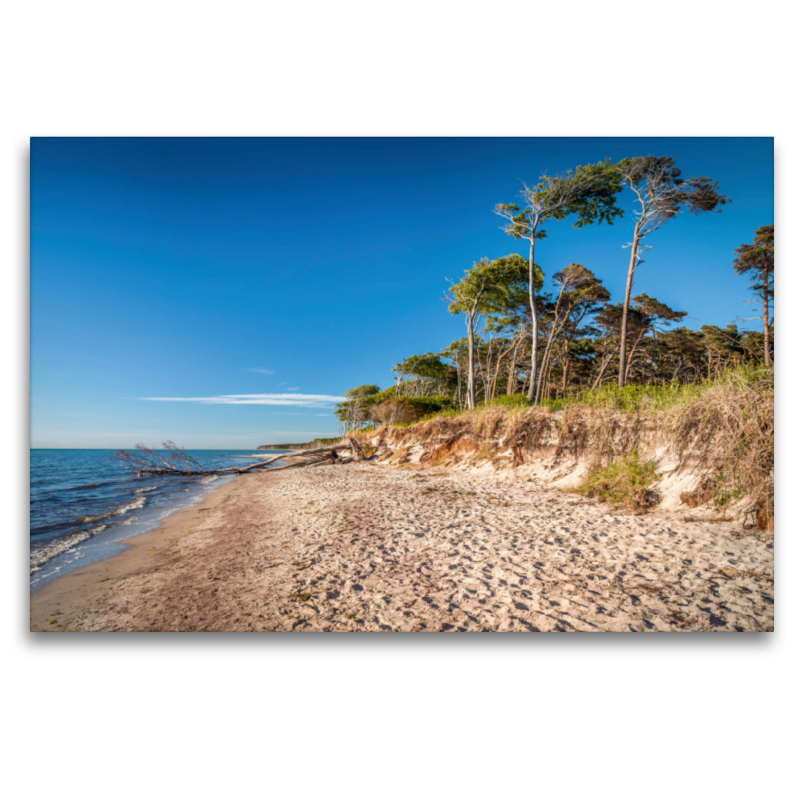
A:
348;437;366;461
112;440;356;477
229;443;355;473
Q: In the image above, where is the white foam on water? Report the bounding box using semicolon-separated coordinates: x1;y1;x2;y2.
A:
29;522;111;573
117;495;146;514
76;494;146;524
30;529;92;572
32;464;238;588
31;496;149;573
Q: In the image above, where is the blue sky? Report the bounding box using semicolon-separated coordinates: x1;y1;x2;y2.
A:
30;137;773;448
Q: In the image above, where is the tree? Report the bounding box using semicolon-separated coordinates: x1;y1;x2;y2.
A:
441;338;471;411
370;401;420;426
480;270;535;397
733;224;774;365
535;263;609;402
656;327;706;383
622;294;687;383
334;384;380;433
590;303;625;389
496;160;623;402
700;324;745;377
392;352;452;397
445;255;528;409
615;155;729;386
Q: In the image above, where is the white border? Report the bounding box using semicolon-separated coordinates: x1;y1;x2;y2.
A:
4;3;795;798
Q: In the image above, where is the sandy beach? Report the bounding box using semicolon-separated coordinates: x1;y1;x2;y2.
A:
30;462;774;632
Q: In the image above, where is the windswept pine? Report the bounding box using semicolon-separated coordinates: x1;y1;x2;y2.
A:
335;154;768;425
614;156;729;385
495;160;624;401
732;224;774;366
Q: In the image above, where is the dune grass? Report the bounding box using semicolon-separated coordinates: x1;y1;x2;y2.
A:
541;364;772;412
389;364;772;424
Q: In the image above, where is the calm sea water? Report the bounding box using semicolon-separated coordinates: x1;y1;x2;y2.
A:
30;449;290;593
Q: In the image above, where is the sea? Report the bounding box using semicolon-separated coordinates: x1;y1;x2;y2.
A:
30;449;291;594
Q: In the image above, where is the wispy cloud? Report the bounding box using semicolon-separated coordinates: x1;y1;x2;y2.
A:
143;393;345;408
246;368;274;374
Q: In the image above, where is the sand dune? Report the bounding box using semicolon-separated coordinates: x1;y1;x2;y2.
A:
31;463;774;632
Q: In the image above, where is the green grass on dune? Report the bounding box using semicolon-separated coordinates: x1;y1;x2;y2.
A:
389;364;773;425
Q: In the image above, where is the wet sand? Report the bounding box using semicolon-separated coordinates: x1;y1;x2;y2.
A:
30;463;774;632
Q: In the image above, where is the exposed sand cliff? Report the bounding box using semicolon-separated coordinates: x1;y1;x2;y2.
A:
349;400;773;529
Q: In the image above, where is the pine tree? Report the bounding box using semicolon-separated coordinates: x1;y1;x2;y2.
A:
732;224;774;366
615;156;729;385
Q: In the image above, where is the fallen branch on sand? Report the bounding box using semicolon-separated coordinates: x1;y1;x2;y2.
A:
112;440;361;477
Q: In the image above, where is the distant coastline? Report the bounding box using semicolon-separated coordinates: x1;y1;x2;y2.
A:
257;437;342;451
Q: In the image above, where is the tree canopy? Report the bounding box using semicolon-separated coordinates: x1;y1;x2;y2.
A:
334;153;771;434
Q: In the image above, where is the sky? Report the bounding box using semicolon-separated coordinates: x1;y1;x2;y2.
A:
30;137;774;449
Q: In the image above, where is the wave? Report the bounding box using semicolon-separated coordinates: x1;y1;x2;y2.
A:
30;524;107;573
132;486;157;494
75;495;146;525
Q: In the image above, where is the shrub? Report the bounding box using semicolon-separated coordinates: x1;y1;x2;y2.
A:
575;450;660;512
370;401;420;425
487;393;530;409
385;396;455;426
538;397;565;411
402;395;454;415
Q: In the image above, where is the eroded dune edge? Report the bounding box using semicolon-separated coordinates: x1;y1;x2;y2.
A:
31;457;773;632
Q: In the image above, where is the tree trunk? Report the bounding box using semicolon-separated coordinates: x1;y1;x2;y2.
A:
763;263;771;366
536;311;574;404
507;340;519;394
545;355;555;402
591;335;610;390
483;337;494;403
535;283;567;403
489;347;509;400
526;219;539;403
467;311;477;410
592;354;613;390
618;225;641;386
624;328;647;383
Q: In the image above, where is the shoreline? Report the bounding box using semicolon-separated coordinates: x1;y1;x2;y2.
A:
30;474;246;630
29;449;280;595
31;463;774;632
